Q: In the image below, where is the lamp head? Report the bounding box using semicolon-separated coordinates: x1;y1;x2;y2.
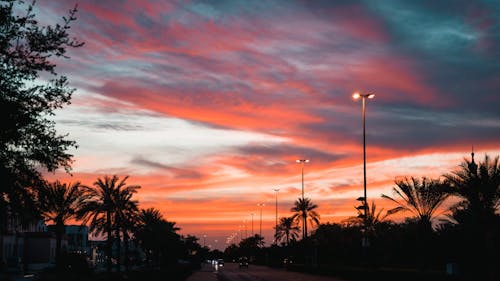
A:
352;92;361;99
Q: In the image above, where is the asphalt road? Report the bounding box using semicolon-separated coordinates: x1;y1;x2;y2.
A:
216;263;347;281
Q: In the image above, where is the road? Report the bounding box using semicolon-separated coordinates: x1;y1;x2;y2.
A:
215;263;347;281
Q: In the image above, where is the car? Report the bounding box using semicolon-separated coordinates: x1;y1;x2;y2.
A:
283;256;293;268
217;259;224;267
238;257;249;268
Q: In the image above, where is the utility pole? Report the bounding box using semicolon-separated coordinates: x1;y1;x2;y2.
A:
274;188;280;244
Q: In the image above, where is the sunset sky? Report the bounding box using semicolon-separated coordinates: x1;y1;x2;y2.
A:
36;0;499;249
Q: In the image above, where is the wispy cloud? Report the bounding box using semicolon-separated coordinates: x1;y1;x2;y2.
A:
38;0;500;246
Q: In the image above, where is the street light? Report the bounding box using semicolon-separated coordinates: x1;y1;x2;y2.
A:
203;234;207;248
257;203;265;237
238;225;243;243
352;92;375;224
296;159;309;239
296;159;310;200
273;188;280;244
251;213;254;236
243;219;247;238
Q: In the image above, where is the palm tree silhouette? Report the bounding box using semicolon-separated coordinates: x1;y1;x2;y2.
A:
37;180;85;267
135;208;180;265
291;198;320;239
382;177;450;232
444;154;499;227
113;182;140;272
275;216;300;246
382;177;450;270
78;175;139;272
443;154;499;279
346;201;390;232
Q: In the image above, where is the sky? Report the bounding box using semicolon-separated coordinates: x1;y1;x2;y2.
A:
33;0;500;249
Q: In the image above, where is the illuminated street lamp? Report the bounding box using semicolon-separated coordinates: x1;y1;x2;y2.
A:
296;159;309;239
296;159;309;200
257;203;265;237
352;92;375;224
273;188;280;244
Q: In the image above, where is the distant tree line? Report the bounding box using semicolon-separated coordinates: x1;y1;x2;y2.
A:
27;175;207;274
223;154;499;281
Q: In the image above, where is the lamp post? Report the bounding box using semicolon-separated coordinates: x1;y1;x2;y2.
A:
273;188;280;244
296;159;309;200
296;159;309;239
244;219;247;238
239;226;243;243
203;234;207;248
251;213;254;236
352;92;375;224
257;203;265;237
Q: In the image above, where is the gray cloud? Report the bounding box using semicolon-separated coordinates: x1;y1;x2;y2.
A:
131;157;205;179
238;143;345;163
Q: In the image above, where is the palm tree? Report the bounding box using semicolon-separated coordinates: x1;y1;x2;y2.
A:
382;177;450;232
37;180;85;267
291;198;320;239
135;208;181;266
443;154;500;227
114;185;140;272
443;154;499;279
120;210;138;273
275;216;300;246
382;177;450;270
78;175;139;272
346;201;390;232
135;208;165;264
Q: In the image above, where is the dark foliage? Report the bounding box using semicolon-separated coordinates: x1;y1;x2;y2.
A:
0;0;83;231
134;208;185;267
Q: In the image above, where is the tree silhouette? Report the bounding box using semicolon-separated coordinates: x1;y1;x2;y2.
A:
0;0;83;229
37;180;85;267
135;208;162;265
112;181;140;272
444;154;499;227
135;208;182;266
291;198;320;239
239;234;265;249
443;154;500;279
238;234;265;261
275;217;300;246
77;175;139;272
382;177;450;232
345;201;390;233
382;176;451;270
116;198;139;272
